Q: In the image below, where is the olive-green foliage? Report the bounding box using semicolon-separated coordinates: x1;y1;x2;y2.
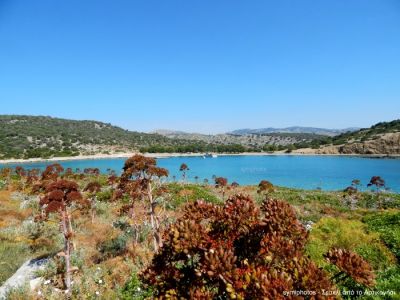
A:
119;273;153;300
363;266;400;300
98;233;130;259
293;119;400;149
0;115;207;159
270;187;343;206
96;189;113;202
0;240;30;285
0;222;62;285
267;187;348;222
3;284;32;300
166;183;221;208
363;211;400;261
306;217;399;299
140;143;253;153
355;192;400;210
306;217;395;271
0;115;257;159
0;180;6;190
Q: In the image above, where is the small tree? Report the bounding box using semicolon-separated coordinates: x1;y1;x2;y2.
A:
179;163;189;183
0;167;12;188
214;177;228;200
15;166;27;190
117;155;169;251
351;179;361;189
257;180;274;197
231;181;239;189
83;168;100;176
63;168;73;178
38;179;89;292
32;164;65;194
107;173;119;190
84;181;102;222
42;163;64;181
343;179;361;210
367;176;386;209
26;168;40;190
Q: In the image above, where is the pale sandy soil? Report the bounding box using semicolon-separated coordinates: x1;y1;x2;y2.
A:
0;151;398;164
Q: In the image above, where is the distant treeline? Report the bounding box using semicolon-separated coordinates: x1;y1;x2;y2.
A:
139;144;257;153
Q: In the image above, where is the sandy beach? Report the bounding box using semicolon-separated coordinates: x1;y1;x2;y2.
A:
0;151;399;165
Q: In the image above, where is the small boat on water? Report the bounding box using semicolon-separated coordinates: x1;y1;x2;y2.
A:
204;153;218;158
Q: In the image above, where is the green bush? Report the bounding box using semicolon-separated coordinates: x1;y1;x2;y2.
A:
306;217;395;271
98;234;128;259
306;217;398;298
166;183;221;208
361;266;400;299
96;189;113;202
363;211;400;260
0;241;30;285
119;273;153;300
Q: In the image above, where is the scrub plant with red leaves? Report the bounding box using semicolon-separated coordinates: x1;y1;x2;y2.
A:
325;248;375;287
84;181;102;222
141;194;375;299
214;177;228;200
367;176;386;209
42;163;64;181
116;155;169;251
257;180;274;197
179;163;189;183
343;179;361;210
26;168;40;188
38;179;89;293
32;163;65;193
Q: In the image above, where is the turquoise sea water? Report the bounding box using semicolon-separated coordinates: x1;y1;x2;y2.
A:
1;155;400;192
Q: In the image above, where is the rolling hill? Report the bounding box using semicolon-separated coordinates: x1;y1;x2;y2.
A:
315;120;400;154
0;115;203;159
0;115;251;159
1;115;399;159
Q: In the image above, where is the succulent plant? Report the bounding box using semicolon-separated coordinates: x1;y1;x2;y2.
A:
140;194;340;299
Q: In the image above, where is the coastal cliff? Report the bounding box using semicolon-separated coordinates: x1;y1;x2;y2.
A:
316;132;400;155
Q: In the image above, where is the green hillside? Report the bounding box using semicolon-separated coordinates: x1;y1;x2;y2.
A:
1;116;398;159
332;119;400;144
0;115;249;159
0;115;186;159
293;120;400;149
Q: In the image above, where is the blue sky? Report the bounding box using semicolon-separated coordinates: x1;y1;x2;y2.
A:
0;0;399;133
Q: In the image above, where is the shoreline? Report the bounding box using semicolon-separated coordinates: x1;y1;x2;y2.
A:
0;151;399;165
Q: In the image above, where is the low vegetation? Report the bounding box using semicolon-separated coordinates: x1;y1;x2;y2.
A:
293;119;400;150
0;157;399;299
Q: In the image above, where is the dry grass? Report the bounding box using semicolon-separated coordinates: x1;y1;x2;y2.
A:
0;191;31;227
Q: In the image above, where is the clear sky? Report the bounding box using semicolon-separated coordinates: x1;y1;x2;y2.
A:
0;0;399;133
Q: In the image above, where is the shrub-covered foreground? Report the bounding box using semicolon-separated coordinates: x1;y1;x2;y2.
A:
0;157;399;299
141;195;375;298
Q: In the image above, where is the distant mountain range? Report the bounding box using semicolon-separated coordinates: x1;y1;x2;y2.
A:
154;126;360;137
228;126;360;137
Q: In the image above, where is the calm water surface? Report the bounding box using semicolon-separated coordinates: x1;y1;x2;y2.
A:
1;155;399;192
